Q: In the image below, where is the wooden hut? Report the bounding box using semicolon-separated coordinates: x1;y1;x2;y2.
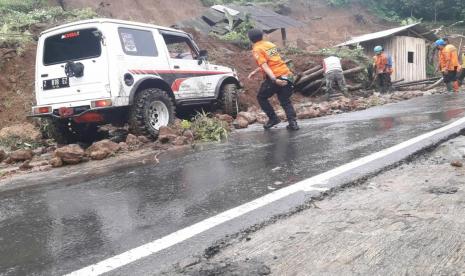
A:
337;23;438;82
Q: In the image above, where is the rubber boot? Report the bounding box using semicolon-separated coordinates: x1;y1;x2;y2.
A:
263;117;281;130
453;81;460;92
446;82;454;92
286;120;300;131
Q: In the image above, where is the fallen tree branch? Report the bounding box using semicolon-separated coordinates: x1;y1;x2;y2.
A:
302;65;322;75
423;78;444;91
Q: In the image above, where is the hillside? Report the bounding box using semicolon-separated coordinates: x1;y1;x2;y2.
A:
0;0;388;128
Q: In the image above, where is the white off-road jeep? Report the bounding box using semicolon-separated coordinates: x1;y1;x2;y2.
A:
31;18;240;143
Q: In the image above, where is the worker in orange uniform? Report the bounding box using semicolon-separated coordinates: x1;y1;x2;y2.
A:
458;46;465;85
435;39;460;92
373;46;393;93
247;28;299;131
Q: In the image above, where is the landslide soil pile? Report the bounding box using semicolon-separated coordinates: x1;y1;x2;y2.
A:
0;0;388;128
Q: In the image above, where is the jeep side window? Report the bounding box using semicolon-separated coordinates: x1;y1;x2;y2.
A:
118;27;158;57
162;34;198;60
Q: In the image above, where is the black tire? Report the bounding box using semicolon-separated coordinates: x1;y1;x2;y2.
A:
220;83;238;117
129;88;176;138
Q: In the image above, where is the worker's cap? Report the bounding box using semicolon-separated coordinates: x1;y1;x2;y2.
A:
248;28;263;43
374;45;383;53
435;39;446;47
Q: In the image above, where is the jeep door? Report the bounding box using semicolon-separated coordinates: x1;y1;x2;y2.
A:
160;32;213;101
36;27;110;106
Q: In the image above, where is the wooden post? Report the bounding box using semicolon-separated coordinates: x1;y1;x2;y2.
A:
281;28;287;47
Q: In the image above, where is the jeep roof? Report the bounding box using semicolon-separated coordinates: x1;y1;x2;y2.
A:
40;18;186;36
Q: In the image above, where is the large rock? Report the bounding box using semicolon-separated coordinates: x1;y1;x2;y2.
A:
49;157;63;168
174;136;188;146
126;134;141;149
0;149;7;163
183;130;195;143
0;123;41;142
9;149;33;162
19;160;33;171
233;117;249;129
55;144;85;165
237;112;257;124
256;113;268;125
216;114;234;124
297;107;318;120
86;139;120;160
158;126;178;144
317;102;330;115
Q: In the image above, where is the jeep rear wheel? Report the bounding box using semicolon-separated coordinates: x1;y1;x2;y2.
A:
220;83;238;117
129;88;176;137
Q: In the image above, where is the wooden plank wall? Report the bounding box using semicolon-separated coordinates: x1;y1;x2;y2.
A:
361;36;427;82
389;36;426;82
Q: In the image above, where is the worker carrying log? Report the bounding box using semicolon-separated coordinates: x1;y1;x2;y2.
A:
435;39;460;93
247;28;299;131
373;45;393;93
323;56;349;100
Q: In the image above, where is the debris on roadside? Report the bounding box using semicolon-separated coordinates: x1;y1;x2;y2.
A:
176;4;303;46
450;160;463;167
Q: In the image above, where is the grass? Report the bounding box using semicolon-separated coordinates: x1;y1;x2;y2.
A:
190;111;230;142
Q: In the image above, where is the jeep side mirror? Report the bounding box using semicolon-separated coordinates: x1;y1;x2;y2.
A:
198;49;208;65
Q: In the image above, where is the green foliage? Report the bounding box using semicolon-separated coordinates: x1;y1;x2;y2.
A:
318;46;371;66
216;15;254;48
0;135;43;150
200;0;281;6
0;2;97;48
325;0;465;23
190;111;229;142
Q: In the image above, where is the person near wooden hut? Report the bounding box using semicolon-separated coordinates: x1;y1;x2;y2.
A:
373;46;393;93
323;56;349;100
435;39;460;92
247;28;299;131
458;46;465;85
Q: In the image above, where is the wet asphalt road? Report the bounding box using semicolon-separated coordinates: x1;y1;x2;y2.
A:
1;93;465;275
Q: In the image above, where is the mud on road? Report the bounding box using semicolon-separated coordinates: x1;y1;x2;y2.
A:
171;135;465;276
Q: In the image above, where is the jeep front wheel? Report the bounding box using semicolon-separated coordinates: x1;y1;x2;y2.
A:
220;83;238;117
129;88;176;137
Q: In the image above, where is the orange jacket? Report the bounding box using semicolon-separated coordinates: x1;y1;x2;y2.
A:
373;53;393;75
252;40;291;77
439;44;459;71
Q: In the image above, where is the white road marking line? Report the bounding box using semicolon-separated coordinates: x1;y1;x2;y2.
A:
66;117;465;276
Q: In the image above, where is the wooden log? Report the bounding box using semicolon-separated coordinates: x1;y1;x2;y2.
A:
303;65;322;76
393;79;439;88
297;66;365;87
347;84;363;91
393;77;441;86
391;78;405;85
342;66;365;76
423;78;444;91
301;79;324;93
295;69;324;86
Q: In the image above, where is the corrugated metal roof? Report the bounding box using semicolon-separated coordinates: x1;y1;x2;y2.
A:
337;23;437;46
226;4;304;30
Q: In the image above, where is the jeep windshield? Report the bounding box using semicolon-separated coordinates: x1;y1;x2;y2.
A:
43;28;102;66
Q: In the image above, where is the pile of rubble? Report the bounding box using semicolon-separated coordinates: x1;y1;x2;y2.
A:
0;121;196;177
228;90;436;130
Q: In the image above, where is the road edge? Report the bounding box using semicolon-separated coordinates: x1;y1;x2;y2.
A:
67;116;465;276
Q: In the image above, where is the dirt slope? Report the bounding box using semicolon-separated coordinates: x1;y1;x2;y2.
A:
56;0;207;26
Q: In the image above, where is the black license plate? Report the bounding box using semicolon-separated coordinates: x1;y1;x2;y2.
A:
43;77;69;90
